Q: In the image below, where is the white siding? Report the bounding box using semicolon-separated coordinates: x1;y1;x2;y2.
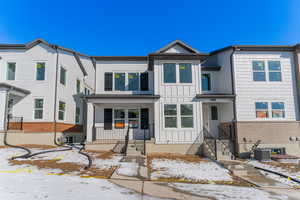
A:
95;60;153;94
0;44;56;122
154;60;202;144
234;51;299;121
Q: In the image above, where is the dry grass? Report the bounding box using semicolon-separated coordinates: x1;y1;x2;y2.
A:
9;159;116;178
147;153;252;187
21;144;56;150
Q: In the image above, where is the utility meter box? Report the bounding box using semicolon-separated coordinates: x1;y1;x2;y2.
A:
254;148;271;161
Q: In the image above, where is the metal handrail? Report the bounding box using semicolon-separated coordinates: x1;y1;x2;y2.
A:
123;127;130;156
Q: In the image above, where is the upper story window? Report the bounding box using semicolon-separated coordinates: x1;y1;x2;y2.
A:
163;63;176;83
252;60;282;82
76;79;81;93
179;63;192;83
36;62;45;80
128;73;139;91
201;73;211;91
84;88;90;95
255;102;268;118
114;73;126;91
75;107;80;124
58;101;66;120
163;63;192;84
60;67;67;85
34;99;44;119
252;61;266;81
268;61;281;81
104;72;148;92
7;62;16;80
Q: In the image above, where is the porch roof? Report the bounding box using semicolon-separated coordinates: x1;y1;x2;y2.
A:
85;94;160;103
196;94;235;99
0;83;31;96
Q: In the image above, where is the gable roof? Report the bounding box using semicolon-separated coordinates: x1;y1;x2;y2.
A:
155;40;201;54
0;38;88;76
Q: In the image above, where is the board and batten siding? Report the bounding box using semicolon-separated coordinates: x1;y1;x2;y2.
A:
233;51;299;121
154;60;203;144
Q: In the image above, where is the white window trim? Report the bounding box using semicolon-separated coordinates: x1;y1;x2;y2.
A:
58;100;66;121
271;102;285;119
162;62;193;85
201;72;212;93
33;98;44;120
35;62;46;81
163;103;195;130
252;60;282;82
254;101;286;120
60;66;67;86
112;72;144;92
6;62;17;81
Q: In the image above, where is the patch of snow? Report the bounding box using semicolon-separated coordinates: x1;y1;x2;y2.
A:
248;160;300;187
0;148;166;200
169;183;289;200
117;162;139;176
151;159;232;182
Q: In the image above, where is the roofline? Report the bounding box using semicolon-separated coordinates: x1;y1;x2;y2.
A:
155;40;201;54
0;38;90;76
0;83;31;95
92;56;148;61
85;94;160;99
210;45;296;55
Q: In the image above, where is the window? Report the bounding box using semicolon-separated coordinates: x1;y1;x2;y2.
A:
65;136;74;144
34;99;44;119
114;73;125;91
128;109;139;128
179;63;192;83
60;67;66;85
164;104;177;128
201;74;211;91
104;72;113;91
163;63;176;83
58;101;66;120
211;106;218;120
36;62;45;80
114;109;125;129
76;79;81;93
84;88;90;95
140;73;149;91
268;61;281;81
7;63;16;80
272;102;285;118
180;104;193;128
128;73;139;91
252;61;266;81
255;102;268;118
75;107;80;123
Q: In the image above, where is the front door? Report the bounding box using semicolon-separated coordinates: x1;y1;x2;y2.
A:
208;104;219;138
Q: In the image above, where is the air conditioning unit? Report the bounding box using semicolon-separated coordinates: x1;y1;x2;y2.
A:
254;148;271;161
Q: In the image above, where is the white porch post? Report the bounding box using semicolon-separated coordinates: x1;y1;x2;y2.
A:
0;90;8;131
86;102;95;143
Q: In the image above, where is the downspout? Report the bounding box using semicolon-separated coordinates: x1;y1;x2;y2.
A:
229;47;238;157
53;45;60;146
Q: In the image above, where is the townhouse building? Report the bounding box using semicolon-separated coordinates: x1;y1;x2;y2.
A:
1;39;300;157
0;39;95;145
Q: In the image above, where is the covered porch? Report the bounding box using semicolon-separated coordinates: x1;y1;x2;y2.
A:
0;83;30;132
85;94;160;144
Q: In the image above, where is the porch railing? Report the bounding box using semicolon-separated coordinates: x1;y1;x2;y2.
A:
7;116;23;131
218;122;235;140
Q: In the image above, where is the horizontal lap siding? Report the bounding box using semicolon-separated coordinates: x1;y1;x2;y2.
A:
234;52;298;121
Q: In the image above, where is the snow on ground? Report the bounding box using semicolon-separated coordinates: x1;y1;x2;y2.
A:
117;162;139;176
169;183;289;200
248;160;300;187
151;159;232;182
0;147;166;200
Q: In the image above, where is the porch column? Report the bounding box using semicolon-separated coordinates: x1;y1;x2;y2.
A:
86;102;94;143
0;90;8;131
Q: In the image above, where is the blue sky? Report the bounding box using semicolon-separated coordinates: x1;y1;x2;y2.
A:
0;0;299;55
